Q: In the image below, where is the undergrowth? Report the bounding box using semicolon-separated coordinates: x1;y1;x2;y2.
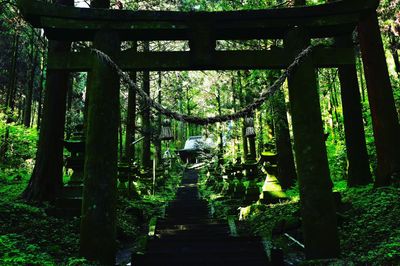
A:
199;166;400;265
0;120;182;265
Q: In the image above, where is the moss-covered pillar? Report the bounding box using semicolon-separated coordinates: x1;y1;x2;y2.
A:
284;28;340;259
80;30;120;265
358;10;400;186
335;35;372;187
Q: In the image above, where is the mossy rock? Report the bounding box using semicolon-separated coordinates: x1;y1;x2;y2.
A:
259;190;288;204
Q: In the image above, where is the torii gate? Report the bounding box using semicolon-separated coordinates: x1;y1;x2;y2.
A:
17;0;400;264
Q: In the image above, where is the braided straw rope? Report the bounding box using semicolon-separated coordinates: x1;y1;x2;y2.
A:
92;44;316;125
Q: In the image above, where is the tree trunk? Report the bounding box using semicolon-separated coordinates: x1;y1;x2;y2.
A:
37;43;47;129
217;86;224;164
358;11;400;186
155;71;163;166
141;41;152;170
356;51;366;103
6;34;19;115
388;29;400;75
335;35;372;187
65;77;73;139
390;46;400;76
177;83;185;148
0;33;19;161
23;32;39;127
125;42;137;163
80;30;120;265
285;27;340;259
237;71;248;160
22;39;71;201
4;34;18;112
22;0;73;201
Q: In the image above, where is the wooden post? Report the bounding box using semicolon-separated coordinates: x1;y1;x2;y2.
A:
80;30;120;265
358;10;400;186
335;35;372;187
284;28;340;259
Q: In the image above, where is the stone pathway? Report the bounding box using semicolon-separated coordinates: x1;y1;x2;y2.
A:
134;168;269;266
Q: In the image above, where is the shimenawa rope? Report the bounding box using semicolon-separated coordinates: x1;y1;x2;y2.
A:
92;44;316;125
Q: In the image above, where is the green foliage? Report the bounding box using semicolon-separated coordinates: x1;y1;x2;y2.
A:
339;185;400;264
0;196;84;265
0;234;54;266
325;137;347;182
0;116;38;168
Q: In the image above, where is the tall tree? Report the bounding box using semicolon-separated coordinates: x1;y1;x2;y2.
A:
237;71;248;160
125;43;137;163
155;71;163;166
358;10;400;186
36;40;47;129
23;30;39;127
22;0;73;201
141;41;152;169
0;32;19;161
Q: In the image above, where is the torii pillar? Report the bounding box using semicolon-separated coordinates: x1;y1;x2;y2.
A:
80;30;120;265
284;28;340;259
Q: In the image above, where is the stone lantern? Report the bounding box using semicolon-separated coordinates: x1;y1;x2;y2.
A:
160;119;174;141
245;117;256;137
64;124;85;185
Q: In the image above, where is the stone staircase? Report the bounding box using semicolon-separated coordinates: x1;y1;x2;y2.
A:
133;169;270;266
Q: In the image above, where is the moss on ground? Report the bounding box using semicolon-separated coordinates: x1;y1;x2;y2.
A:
0;122;182;265
199;169;400;265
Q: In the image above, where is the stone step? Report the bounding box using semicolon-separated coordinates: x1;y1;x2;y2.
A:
149;235;263;243
135;169;270;266
133;253;268;266
157;218;225;226
156;220;228;230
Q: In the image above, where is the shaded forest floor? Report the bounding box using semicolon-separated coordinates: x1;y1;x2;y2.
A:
199;175;400;265
0;122;182;265
250;184;400;264
0;168;181;266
